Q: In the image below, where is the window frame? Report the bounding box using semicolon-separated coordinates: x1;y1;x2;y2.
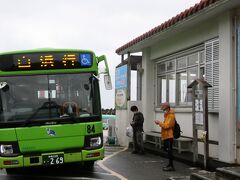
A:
155;45;205;108
155;40;219;111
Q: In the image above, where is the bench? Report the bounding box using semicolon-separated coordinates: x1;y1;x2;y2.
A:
173;137;193;153
144;131;193;153
144;131;162;148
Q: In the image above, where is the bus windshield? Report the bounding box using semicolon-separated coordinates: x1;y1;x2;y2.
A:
0;73;101;124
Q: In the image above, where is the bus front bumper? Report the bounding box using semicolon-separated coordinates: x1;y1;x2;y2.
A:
0;147;104;169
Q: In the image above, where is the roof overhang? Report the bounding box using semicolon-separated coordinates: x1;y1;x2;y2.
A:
116;0;240;55
116;55;142;70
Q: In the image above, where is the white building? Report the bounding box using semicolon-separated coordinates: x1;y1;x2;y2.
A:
115;0;240;164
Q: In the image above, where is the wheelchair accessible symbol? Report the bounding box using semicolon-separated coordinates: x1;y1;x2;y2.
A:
80;54;92;67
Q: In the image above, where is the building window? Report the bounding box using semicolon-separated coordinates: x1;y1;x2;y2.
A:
156;40;219;109
176;67;197;105
157;63;166;74
157;51;201;106
168;74;176;103
156;43;218;107
167;61;175;71
177;71;187;104
188;53;198;66
177;57;187;69
157;74;175;104
158;76;167;103
188;67;198;84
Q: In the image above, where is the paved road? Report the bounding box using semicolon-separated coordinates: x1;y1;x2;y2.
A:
0;132;199;179
102;147;198;180
0;146;125;180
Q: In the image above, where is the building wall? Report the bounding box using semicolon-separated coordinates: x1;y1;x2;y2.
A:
150;18;219;61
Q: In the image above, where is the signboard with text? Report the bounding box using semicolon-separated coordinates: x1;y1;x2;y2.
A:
115;64;128;109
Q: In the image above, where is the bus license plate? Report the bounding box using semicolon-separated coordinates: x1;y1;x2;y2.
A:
43;154;64;166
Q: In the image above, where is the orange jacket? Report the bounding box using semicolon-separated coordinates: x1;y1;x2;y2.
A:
159;109;175;140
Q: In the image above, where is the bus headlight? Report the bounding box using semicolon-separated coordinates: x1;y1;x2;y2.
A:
90;137;101;148
0;145;13;155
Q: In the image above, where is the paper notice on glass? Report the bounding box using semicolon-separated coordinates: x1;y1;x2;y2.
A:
195;99;203;111
195;112;203;125
199;99;203;111
195;99;199;111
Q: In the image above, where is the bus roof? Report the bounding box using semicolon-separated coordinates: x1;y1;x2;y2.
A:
0;48;95;56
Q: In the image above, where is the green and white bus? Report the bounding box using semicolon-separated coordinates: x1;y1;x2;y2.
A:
0;48;112;173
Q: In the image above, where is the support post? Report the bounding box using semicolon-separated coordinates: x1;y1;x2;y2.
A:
127;52;131;100
188;79;211;169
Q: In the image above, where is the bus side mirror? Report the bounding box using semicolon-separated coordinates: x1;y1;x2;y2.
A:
98;55;112;90
104;75;112;90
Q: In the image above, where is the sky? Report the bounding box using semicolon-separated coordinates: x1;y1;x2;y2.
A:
0;0;200;108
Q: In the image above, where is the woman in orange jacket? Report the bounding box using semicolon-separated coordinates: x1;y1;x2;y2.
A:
155;102;175;171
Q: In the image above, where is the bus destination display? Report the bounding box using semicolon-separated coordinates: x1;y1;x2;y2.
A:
0;52;93;71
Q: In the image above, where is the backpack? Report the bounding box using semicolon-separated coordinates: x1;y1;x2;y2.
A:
173;120;181;139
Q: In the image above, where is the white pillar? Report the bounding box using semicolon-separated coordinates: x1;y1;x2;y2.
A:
218;12;235;163
115;110;129;146
142;48;155;132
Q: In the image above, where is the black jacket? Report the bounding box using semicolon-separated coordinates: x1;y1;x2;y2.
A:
131;112;144;132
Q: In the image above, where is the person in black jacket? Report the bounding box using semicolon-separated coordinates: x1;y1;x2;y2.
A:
130;105;144;154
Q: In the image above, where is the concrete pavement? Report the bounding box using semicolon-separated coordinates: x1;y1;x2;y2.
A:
102;145;200;180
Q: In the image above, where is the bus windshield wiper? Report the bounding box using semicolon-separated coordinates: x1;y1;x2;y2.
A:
24;101;62;126
58;115;77;124
24;114;77;126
